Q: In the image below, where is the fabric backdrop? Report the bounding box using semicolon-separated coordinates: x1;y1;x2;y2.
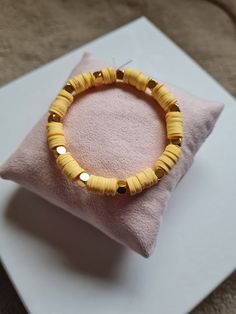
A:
0;0;235;313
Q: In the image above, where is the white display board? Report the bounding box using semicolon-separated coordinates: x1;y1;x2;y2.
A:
0;17;236;314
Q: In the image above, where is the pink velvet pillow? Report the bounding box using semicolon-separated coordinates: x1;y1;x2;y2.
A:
0;53;224;257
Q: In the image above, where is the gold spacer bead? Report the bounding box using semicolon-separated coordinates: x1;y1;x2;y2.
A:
169;103;180;112
53;146;67;158
63;82;76;96
56;146;66;155
170;138;182;146
116;69;124;80
117;180;127;194
155;168;165;180
147;79;158;89
77;172;90;187
48;113;61;123
93;71;103;86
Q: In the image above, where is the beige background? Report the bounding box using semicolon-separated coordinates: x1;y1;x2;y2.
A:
0;0;235;313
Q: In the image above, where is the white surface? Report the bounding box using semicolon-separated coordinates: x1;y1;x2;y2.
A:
0;17;236;314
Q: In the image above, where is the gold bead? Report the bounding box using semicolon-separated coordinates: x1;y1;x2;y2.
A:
63;83;76;96
147;79;158;89
155;168;165;179
170;138;182;146
169;103;180;112
78;172;90;187
56;146;66;155
48;113;61;122
117;180;127;194
116;69;124;80
93;71;103;86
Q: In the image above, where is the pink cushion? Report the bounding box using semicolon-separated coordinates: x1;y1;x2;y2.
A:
0;53;224;257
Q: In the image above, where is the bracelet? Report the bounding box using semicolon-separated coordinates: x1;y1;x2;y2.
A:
46;67;183;196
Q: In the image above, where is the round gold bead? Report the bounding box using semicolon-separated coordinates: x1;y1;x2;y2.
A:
116;69;124;80
170;138;182;146
169;103;180;112
155;168;165;179
147;79;158;89
56;146;66;155
48;113;61;123
63;83;76;96
78;172;90;187
93;71;103;86
117;180;127;194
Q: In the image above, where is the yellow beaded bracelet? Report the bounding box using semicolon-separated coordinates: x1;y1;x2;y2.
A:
47;67;183;196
